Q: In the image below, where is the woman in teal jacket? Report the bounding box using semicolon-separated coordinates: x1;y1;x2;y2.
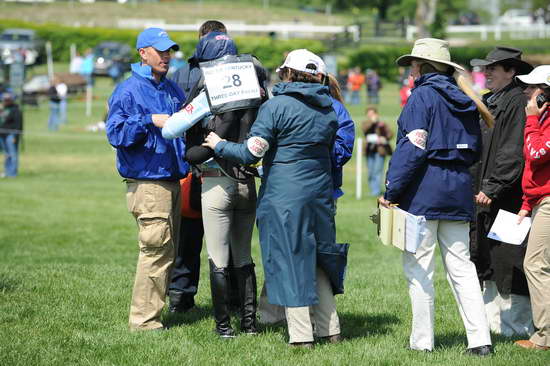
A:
203;49;341;346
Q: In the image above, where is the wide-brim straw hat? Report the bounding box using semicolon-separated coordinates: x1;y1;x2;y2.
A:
396;38;465;72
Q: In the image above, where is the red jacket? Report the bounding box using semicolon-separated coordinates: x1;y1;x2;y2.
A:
521;108;550;211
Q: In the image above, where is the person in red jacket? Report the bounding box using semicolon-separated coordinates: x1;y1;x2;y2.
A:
516;65;550;351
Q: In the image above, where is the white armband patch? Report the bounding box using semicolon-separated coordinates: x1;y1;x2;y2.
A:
406;129;428;150
247;136;269;158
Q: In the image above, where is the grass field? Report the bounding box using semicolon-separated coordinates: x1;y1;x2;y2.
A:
0;67;548;366
0;1;350;28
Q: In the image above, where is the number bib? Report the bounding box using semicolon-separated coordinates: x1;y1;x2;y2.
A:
200;54;262;114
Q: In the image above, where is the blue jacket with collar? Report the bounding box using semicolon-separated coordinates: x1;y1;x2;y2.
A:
384;73;482;221
331;97;355;199
106;63;189;180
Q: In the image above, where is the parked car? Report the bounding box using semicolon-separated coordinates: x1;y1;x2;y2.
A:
22;72;86;105
92;41;132;77
498;9;533;26
452;11;481;26
0;28;44;65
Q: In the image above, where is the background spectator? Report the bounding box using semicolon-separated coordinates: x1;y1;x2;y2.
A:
168;50;187;78
70;51;83;74
347;67;364;105
362;107;392;197
365;69;382;105
47;79;61;131
0;92;22;178
56;81;68;125
80;48;95;87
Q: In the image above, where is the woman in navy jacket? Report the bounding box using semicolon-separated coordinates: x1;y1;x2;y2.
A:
379;38;492;356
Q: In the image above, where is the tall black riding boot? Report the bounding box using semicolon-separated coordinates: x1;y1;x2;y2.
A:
235;263;258;334
228;264;241;313
209;260;235;338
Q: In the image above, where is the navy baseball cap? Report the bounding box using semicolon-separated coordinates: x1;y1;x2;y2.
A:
136;28;179;51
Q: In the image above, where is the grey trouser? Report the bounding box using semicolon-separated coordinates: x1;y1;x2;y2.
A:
525;196;550;347
201;176;256;268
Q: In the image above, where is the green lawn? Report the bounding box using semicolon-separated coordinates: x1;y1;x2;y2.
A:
0;1;351;28
0;73;546;366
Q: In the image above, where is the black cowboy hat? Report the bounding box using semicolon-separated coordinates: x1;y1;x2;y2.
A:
470;46;533;74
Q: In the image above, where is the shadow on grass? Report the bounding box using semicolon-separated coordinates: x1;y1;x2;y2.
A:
0;273;20;294
163;305;213;328
435;331;523;350
340;311;400;340
253;311;401;341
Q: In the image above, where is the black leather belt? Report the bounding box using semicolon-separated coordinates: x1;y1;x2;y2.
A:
201;169;225;177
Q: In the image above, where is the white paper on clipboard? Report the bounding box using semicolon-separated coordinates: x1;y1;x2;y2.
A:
378;206;427;253
395;207;427;253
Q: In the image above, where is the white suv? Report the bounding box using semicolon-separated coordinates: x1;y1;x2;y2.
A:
498;9;533;26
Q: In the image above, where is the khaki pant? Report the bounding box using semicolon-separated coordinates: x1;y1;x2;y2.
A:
285;267;340;343
201;176;256;268
126;179;181;330
525;196;550;347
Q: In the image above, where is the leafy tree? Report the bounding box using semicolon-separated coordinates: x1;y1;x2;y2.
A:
387;0;468;38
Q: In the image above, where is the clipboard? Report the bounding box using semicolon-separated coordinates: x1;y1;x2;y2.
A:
373;205;425;253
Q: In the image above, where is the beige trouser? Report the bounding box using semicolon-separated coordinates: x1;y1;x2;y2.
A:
201;176;256;268
285;267;340;343
525;196;550;347
403;220;491;350
126;179;181;330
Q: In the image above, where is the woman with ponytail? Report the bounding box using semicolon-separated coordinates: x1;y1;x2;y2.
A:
378;38;492;356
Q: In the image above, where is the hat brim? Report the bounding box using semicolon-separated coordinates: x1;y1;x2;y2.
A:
152;39;179;52
470;58;533;75
275;64;322;75
516;73;550;87
396;54;465;72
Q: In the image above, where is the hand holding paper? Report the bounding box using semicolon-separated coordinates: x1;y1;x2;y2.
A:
487;209;532;245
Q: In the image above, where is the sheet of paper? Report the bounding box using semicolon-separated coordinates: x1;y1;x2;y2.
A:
403;209;427;254
487;209;532;245
394;207;427;254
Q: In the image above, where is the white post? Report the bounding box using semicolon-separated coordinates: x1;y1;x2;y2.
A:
406;25;416;41
86;85;93;117
355;137;363;200
481;26;487;41
70;43;76;65
46;41;54;81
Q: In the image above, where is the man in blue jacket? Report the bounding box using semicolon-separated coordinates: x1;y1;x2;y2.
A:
106;28;188;331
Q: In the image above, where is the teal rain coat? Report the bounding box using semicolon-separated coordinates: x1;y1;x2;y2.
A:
215;82;338;306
